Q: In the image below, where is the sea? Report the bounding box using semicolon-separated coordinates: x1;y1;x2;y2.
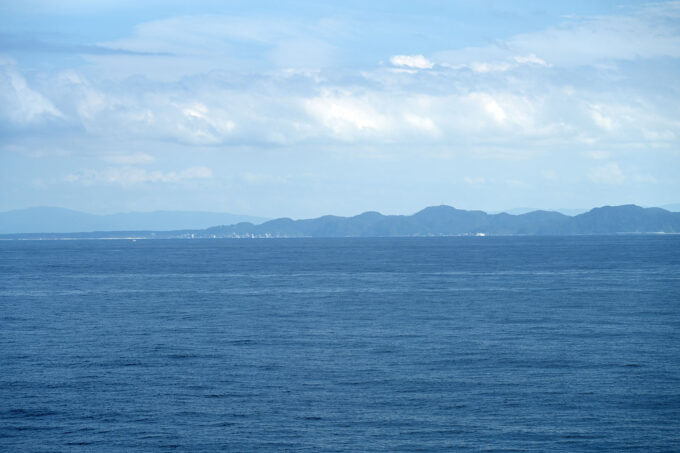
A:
1;236;679;452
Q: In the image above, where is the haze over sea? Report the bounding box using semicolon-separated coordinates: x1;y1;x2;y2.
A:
1;236;679;451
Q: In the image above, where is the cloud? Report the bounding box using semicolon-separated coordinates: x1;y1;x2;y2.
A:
301;89;548;143
468;93;507;123
0;57;63;124
438;54;547;73
102;153;155;164
442;61;512;73
0;34;172;56
42;71;241;145
589;105;617;131
435;2;680;69
65;166;212;186
513;54;550;66
403;113;439;135
304;92;392;138
588;162;625;185
3;55;676;154
2;4;679;157
83;15;338;80
2;4;680;216
389;54;434;69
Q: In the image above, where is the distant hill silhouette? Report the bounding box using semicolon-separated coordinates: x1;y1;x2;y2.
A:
0;207;268;234
204;204;680;238
1;204;679;239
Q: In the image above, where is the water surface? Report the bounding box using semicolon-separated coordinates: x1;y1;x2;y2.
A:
1;236;679;451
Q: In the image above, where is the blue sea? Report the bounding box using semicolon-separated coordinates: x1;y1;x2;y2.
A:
1;236;679;451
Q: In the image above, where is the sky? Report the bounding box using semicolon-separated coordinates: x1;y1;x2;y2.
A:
1;0;679;218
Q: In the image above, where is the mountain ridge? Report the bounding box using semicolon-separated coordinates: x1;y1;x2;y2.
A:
197;204;680;237
3;204;679;239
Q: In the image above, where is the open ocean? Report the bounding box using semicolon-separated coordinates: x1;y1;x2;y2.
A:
1;236;679;452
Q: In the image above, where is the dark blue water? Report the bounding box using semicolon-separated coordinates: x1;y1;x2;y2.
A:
1;236;679;451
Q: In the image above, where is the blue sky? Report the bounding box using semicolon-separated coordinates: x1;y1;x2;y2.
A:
1;0;679;218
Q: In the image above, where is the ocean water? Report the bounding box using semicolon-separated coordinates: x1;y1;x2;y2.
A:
1;236;679;452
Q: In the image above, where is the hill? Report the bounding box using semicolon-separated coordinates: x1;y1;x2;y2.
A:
204;204;679;238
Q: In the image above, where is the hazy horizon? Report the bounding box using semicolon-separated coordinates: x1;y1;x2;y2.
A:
2;1;679;218
3;202;680;217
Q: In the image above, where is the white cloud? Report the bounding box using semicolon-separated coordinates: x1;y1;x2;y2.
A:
5;57;674;154
435;3;680;69
513;54;550;66
0;57;63;124
172;101;236;144
300;89;552;144
469;93;507;123
441;60;525;73
588;162;625;185
403;113;439;134
441;54;546;73
3;3;679;157
85;15;338;80
389;54;434;69
65;166;212;186
589;105;617;131
469;61;512;73
304;92;392;138
43;71;241;145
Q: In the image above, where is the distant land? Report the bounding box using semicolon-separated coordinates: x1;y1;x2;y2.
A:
494;204;680;216
2;204;680;239
0;207;268;234
490;207;588;216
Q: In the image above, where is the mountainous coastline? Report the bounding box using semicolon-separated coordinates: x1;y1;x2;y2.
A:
2;204;679;239
205;204;680;237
